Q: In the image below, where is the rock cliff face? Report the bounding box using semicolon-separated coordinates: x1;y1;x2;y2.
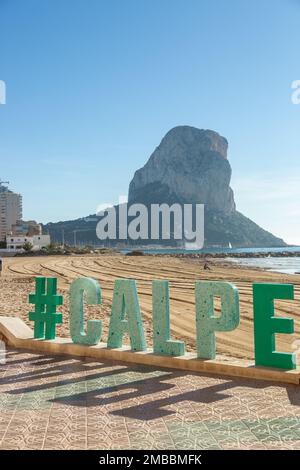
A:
129;126;235;214
128;125;285;248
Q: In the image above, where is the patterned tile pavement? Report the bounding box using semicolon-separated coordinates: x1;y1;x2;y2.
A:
1;348;300;449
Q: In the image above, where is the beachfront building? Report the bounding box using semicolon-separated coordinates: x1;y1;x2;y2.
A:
10;220;42;237
0;184;22;242
7;234;50;251
0;182;50;252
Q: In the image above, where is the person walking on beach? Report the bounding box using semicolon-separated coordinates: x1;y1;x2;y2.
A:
0;258;3;276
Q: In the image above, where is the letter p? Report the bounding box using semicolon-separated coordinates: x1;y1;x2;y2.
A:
195;281;240;359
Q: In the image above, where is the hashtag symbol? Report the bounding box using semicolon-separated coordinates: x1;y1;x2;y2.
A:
29;277;63;340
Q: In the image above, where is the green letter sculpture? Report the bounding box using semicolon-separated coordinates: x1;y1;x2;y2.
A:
253;283;295;369
69;277;102;345
152;280;185;356
107;279;146;351
195;281;239;359
29;277;63;340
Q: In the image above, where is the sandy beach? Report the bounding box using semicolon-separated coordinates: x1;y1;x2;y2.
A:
1;253;300;361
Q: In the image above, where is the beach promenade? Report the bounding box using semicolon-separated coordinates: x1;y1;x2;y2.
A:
1;348;300;450
1;254;300;450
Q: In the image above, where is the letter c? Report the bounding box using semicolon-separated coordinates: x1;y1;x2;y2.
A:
69;277;102;345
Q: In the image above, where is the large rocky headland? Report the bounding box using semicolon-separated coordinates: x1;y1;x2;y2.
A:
44;125;286;248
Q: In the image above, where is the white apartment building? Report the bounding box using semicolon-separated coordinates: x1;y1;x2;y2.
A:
0;186;22;241
7;234;50;251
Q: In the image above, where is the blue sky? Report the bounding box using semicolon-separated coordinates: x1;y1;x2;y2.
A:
0;0;300;243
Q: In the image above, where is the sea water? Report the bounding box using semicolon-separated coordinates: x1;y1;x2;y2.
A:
122;246;300;274
228;256;300;274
